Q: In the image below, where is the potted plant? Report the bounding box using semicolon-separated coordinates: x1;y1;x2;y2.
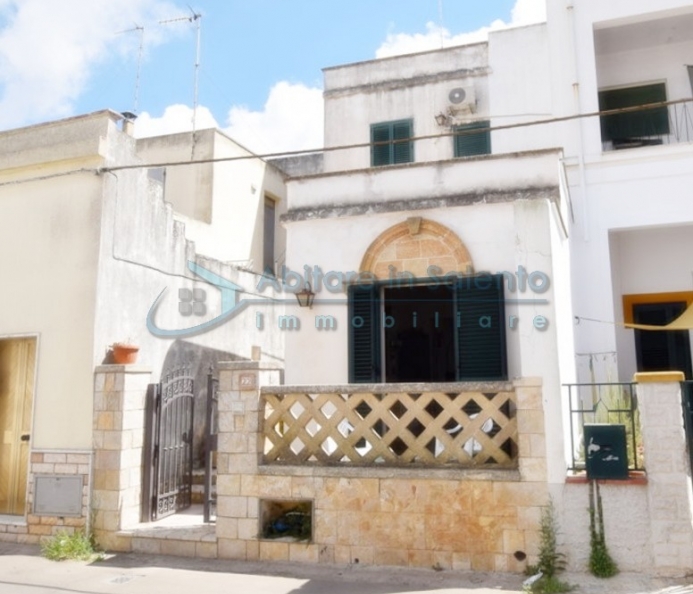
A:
111;341;139;364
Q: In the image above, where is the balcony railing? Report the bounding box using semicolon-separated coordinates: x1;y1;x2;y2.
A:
565;383;643;471
601;99;693;152
261;385;518;468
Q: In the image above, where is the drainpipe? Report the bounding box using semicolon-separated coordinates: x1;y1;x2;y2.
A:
567;0;590;243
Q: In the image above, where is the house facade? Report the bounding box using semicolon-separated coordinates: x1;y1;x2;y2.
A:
2;0;693;577
0;111;286;539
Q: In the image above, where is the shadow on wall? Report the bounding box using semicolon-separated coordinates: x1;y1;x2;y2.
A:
162;340;247;469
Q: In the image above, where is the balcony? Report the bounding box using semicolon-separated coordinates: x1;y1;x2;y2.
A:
600;98;693;152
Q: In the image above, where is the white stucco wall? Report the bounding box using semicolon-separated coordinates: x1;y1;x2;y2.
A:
322;44;490;172
136;130;287;273
488;24;558;155
94;128;286;383
0;112;114;450
566;146;693;381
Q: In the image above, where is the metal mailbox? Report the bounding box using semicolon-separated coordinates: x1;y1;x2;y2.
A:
584;424;629;480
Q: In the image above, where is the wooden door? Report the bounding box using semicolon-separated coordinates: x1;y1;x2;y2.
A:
0;338;36;516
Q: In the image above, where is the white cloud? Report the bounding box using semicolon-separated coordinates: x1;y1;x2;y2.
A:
376;0;546;58
0;0;184;130
134;104;219;137
511;0;547;25
223;81;324;155
127;0;542;155
134;82;324;156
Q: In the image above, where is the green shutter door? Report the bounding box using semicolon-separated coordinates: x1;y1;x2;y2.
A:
348;285;382;383
455;275;507;380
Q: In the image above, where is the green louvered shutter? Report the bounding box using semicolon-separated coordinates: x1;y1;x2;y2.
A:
392;120;413;164
348;284;381;383
454;121;491;157
599;83;669;141
455;274;507;380
371;120;413;166
371;124;392;167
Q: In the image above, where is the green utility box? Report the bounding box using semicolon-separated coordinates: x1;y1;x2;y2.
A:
584;424;629;480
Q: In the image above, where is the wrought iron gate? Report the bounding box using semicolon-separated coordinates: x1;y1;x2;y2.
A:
142;368;194;522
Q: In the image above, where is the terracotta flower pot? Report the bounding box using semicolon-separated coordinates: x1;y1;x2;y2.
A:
112;343;139;364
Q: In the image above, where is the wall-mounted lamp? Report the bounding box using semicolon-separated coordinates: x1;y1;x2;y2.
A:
295;282;315;308
435;112;450;127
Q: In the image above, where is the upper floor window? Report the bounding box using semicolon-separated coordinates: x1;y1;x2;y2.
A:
371;120;413;167
599;83;669;149
263;196;276;275
454;120;491;158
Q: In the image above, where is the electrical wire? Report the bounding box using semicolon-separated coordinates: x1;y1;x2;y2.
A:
98;97;693;173
0;98;690;186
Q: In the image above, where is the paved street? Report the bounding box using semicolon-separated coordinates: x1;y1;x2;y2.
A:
1;544;692;594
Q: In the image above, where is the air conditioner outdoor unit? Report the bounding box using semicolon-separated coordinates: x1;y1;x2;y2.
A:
447;85;477;117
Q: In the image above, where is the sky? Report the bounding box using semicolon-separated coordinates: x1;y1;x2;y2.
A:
0;0;546;153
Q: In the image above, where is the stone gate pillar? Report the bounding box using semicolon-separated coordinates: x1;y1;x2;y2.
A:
92;364;151;551
636;371;693;574
214;361;282;560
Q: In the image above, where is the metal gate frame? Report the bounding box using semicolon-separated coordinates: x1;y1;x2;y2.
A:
203;370;218;523
142;368;194;522
682;381;693;477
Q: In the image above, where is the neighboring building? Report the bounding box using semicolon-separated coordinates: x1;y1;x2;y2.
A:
136;129;287;274
544;1;693;384
0;111;285;536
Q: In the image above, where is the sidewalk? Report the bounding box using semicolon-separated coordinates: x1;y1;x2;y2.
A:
1;543;692;594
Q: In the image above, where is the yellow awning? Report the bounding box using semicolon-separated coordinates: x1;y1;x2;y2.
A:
625;302;693;331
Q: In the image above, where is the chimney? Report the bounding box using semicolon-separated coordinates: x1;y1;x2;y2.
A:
120;111;138;136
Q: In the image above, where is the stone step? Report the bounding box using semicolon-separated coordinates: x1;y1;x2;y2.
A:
191;482;216;505
191;469;216;486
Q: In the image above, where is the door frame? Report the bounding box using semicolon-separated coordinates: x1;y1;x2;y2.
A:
623;292;693;378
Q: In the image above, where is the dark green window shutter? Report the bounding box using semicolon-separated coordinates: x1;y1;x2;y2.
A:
348;284;381;383
455;275;507;380
392;120;413;164
599;83;669;142
454;121;491;157
371;120;413;166
371;124;392;167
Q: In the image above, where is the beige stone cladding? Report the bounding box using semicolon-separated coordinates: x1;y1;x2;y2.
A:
214;362;548;572
0;450;92;545
91;365;151;552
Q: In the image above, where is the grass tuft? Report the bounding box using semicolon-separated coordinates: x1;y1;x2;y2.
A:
41;530;100;562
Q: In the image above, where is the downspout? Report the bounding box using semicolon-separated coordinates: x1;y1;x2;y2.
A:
567;0;590;242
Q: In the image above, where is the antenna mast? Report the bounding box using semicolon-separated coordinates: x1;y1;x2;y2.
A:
191;9;202;141
116;24;145;114
159;7;202;159
438;0;445;49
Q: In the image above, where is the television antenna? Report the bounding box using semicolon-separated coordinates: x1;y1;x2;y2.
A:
438;0;445;48
160;6;202;157
115;23;145;114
